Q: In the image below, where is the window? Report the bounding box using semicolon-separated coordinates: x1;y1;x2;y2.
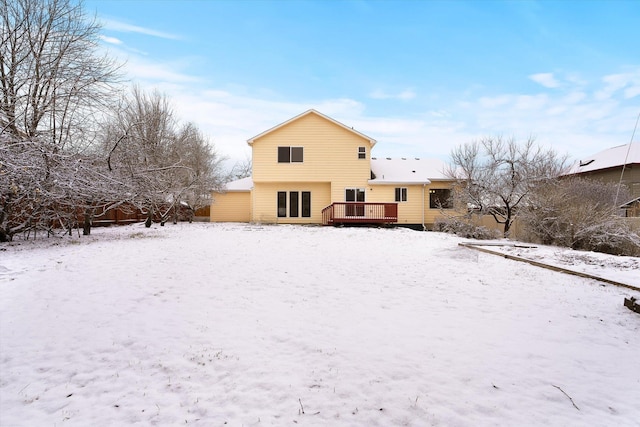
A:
395;187;407;202
277;191;311;218
277;192;287;217
291;147;303;162
429;189;452;209
289;191;299;217
278;146;303;163
345;188;365;202
278;147;290;163
302;192;311;217
345;188;365;216
358;146;366;159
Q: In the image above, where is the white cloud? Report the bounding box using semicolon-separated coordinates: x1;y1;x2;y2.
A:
625;85;640;99
99;35;123;45
101;18;182;40
529;73;560;88
398;90;417;100
562;91;587;104
111;51;202;84
515;94;548;110
596;70;640;100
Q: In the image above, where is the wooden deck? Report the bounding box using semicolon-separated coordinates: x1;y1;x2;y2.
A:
322;202;398;226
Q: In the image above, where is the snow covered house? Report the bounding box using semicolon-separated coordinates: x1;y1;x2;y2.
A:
565;143;640;216
210;110;455;229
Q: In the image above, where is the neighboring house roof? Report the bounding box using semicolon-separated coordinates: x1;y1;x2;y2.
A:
369;157;449;185
223;177;253;192
567;143;640;175
619;196;640;209
246;109;377;146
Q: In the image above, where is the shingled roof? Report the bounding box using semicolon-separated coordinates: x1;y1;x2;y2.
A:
567;143;640;175
369;157;449;185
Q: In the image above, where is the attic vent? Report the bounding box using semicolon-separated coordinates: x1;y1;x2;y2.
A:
579;159;595;167
415;157;420;160
402;157;406;160
372;157;377;160
386;157;391;160
412;170;416;173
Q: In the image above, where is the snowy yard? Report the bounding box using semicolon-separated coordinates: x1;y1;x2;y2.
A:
1;223;639;426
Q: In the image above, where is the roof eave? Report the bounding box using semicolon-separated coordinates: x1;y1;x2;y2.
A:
368;179;432;185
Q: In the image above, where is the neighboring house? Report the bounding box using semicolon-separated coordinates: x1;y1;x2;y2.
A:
565;143;640;216
210;109;455;229
619;197;640;217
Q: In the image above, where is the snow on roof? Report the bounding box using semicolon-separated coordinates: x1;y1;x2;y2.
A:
619;196;640;209
222;177;253;192
246;109;376;146
369;157;449;185
567;143;640;174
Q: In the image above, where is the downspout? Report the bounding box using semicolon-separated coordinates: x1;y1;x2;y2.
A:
422;183;426;231
250;185;255;224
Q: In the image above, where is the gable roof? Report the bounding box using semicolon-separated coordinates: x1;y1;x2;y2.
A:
246;109;377;146
369;157;449;185
567;143;640;175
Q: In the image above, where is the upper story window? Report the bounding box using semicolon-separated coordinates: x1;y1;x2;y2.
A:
278;146;303;163
358;146;366;159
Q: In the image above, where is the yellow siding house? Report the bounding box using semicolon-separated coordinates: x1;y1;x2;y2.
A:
211;110;455;229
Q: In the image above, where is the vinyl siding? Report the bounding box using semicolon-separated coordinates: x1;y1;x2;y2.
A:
368;182;456;226
252;112;373;205
250;112;374;222
252;182;331;224
210;192;251;222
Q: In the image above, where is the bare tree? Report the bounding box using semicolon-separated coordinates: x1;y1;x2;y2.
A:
169;123;226;220
446;136;567;237
0;125;131;241
1;0;121;146
0;0;122;240
229;155;252;181
102;87;225;227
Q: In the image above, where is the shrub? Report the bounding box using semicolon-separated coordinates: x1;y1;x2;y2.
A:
434;217;501;240
520;178;640;256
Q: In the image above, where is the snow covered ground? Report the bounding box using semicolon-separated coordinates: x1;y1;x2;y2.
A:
1;223;639;426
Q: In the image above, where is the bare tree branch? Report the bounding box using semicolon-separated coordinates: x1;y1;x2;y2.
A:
446;136;567;237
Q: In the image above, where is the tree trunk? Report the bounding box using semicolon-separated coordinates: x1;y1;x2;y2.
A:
503;206;513;237
0;208;8;242
83;207;94;236
145;207;153;228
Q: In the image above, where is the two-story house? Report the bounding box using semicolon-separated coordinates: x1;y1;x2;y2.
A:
210;109;455;229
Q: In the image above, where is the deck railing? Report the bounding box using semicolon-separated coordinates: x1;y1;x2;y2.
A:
321;202;398;225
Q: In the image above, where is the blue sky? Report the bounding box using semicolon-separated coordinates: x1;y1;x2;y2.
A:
85;0;640;167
